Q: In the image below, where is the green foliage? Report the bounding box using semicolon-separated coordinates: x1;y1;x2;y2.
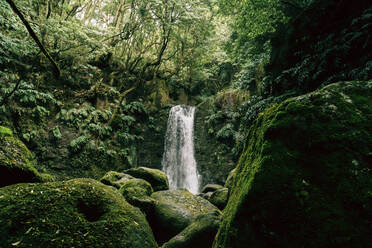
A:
0;126;12;137
269;2;372;93
69;135;90;153
52;126;62;140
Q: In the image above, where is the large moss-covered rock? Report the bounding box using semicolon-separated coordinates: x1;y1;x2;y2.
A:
100;171;134;189
162;210;221;248
119;178;156;215
150;189;219;244
0;178;158;248
125;167;169;191
214;81;372;248
0;136;53;187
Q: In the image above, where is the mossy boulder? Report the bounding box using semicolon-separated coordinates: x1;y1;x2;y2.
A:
119;178;156;215
150;189;219;244
201;184;224;194
162;210;221;248
0;136;53;187
209;188;229;210
100;171;134;189
214;81;372;248
125;167;169;191
0;178;158;248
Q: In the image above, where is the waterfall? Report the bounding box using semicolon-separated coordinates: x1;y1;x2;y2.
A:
161;105;200;194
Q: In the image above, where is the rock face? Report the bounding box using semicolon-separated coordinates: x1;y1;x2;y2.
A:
194;102;235;186
162;210;221;248
0;178;158;248
150;189;219;244
125;167;169;191
0;136;53;187
214;81;372;248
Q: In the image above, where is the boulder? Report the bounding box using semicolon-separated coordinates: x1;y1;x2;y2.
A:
162;210;221;248
0;136;53;188
0;178;158;248
214;81;372;248
209;188;229;210
100;171;134;189
125;167;169;191
150;189;219;244
119;178;156;215
201;184;224;194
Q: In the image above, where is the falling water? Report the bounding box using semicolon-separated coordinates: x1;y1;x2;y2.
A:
161;105;200;194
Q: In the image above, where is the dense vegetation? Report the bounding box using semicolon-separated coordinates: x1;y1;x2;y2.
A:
0;0;371;246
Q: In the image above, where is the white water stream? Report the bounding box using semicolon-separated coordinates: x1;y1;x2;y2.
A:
161;105;201;194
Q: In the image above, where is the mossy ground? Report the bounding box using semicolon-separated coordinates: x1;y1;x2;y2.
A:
214;81;372;248
0;178;157;248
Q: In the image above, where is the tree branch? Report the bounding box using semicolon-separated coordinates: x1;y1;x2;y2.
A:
6;0;60;78
0;80;21;106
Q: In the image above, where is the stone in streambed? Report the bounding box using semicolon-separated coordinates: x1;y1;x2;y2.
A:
149;189;219;244
162;210;221;248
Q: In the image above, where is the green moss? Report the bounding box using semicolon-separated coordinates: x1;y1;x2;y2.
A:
119;178;155;215
163;210;221;248
69;135;90;153
125;167;169;191
0;178;157;248
150;189;219;244
214;81;372;248
0;137;53;187
0;126;12;137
